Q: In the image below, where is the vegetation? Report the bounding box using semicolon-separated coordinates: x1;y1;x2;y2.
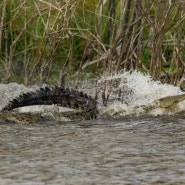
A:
0;0;185;89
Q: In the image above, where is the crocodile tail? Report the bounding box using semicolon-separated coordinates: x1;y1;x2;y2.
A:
2;86;97;119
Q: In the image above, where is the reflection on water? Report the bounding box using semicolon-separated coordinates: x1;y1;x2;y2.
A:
1;115;185;185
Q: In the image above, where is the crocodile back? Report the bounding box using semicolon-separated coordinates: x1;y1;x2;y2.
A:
2;86;98;120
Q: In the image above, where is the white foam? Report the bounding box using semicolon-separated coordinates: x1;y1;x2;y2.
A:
99;71;184;116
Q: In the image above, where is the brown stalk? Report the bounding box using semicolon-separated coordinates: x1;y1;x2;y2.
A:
0;0;6;55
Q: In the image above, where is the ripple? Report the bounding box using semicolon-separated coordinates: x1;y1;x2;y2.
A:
1;116;185;184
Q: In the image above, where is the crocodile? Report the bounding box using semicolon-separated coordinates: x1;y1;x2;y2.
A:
0;85;98;123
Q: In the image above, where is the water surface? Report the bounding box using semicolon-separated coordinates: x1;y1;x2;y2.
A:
1;115;185;185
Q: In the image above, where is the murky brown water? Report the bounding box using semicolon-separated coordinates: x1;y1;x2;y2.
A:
1;115;185;185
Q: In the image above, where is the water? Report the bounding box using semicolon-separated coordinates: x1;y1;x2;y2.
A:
1;116;185;184
1;71;185;184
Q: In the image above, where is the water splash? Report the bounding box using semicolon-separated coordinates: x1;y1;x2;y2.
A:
99;71;184;116
0;71;185;117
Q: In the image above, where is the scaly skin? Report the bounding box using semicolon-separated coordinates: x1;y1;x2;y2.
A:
1;86;98;123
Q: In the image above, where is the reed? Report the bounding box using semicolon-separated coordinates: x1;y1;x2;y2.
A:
0;0;184;91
